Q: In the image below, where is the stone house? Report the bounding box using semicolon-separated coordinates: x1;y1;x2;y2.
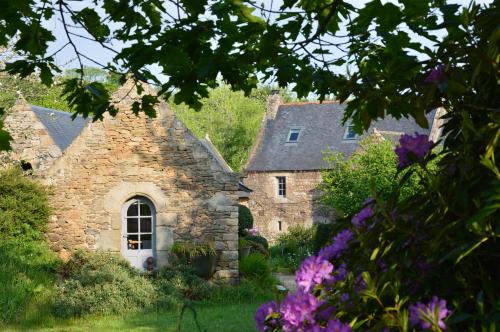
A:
1;81;239;281
244;92;445;241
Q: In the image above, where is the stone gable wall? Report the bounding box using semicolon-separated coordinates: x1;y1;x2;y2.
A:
245;170;331;241
0;98;61;170
42;104;239;281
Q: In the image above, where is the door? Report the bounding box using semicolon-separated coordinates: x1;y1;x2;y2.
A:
121;196;155;270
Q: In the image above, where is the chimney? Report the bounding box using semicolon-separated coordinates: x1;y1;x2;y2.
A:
266;89;282;120
429;107;447;142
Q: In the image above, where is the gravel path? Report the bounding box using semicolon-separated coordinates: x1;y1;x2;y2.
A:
273;273;297;293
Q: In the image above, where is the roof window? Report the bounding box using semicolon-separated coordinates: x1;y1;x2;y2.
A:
287;129;301;142
343;125;360;140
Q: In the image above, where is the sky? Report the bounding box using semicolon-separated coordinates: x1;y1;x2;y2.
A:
43;0;491;81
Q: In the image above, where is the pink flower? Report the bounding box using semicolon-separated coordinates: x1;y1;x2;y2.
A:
248;228;260;236
295;256;334;292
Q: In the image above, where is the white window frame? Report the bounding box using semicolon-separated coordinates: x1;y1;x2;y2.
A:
343;125;360;140
287;128;301;142
277;176;286;198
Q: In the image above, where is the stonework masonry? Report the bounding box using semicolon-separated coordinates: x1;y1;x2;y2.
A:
1;82;239;282
245;170;330;242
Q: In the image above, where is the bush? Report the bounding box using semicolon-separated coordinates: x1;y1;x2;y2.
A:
155;264;211;308
206;279;275;305
270;226;315;273
53;251;156;317
238;204;253;235
0;239;60;323
246;235;269;250
312;223;336;254
239;253;271;282
0;168;50;240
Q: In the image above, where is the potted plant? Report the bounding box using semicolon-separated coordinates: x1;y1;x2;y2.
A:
171;241;217;279
238;237;251;259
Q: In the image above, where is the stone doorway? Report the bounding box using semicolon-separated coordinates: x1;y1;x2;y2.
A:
121;196;156;270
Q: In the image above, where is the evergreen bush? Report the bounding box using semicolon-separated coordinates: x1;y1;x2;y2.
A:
238;204;254;235
0;168;50;240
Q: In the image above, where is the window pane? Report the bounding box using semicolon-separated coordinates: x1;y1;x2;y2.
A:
127;218;139;233
127;234;139;250
140;203;151;216
141;234;152;249
127;202;139;216
289;132;299;141
140;218;152;233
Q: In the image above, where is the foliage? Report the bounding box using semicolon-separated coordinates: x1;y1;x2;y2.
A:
312;223;336;255
3;0;491;147
270;226;315;273
53;250;156;318
239;253;271;282
155;264;211;309
239;237;251;249
173;86;268;171
246;235;269;250
171;241;216;259
0;239;60;324
0;168;50;240
320;136;427;216
238;204;254;235
255;2;499;331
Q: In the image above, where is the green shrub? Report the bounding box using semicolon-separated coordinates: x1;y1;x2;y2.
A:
0;239;60;323
312;223;336;254
0;168;50;240
171;241;216;259
53;251;155;318
238;204;253;235
239;253;271;281
269;226;315;273
246;235;268;250
155;264;211;307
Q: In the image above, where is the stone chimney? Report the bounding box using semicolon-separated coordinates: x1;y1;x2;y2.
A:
429;107;447;142
265;89;282;120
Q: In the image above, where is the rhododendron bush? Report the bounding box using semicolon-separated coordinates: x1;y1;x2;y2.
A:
256;2;499;331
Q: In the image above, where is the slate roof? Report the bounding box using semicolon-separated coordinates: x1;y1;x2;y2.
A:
31;106;90;151
246;102;435;172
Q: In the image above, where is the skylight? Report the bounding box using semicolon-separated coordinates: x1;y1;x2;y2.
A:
287;129;301;142
343;125;360;140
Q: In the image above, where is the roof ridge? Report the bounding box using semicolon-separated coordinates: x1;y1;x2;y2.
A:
281;100;342;106
30;105;85;119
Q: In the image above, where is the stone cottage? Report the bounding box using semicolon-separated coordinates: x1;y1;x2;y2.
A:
244;91;445;241
2;81;239;281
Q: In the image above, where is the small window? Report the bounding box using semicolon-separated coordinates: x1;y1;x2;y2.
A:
277;176;286;198
344;125;360;140
287;129;301;142
278;221;282;231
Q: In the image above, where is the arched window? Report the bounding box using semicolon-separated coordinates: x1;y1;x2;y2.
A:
121;196;155;269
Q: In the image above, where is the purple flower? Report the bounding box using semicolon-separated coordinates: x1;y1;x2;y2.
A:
409;296;450;330
424;64;446;84
316;304;335;322
248;228;260;236
255;301;279;332
354;274;366;293
296;256;334;292
395;133;433;169
318;229;354;260
324;319;352;332
352;205;374;228
280;290;320;331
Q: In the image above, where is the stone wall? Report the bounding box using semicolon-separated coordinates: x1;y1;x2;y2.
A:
0;96;61;170
245;170;330;241
3;85;239;282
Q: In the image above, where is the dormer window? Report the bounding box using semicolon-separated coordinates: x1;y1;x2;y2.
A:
287;129;301;142
343;125;360;140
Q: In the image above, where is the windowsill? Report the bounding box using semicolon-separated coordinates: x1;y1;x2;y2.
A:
341;139;359;143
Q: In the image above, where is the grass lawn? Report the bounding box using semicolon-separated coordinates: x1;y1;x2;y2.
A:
4;302;261;332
